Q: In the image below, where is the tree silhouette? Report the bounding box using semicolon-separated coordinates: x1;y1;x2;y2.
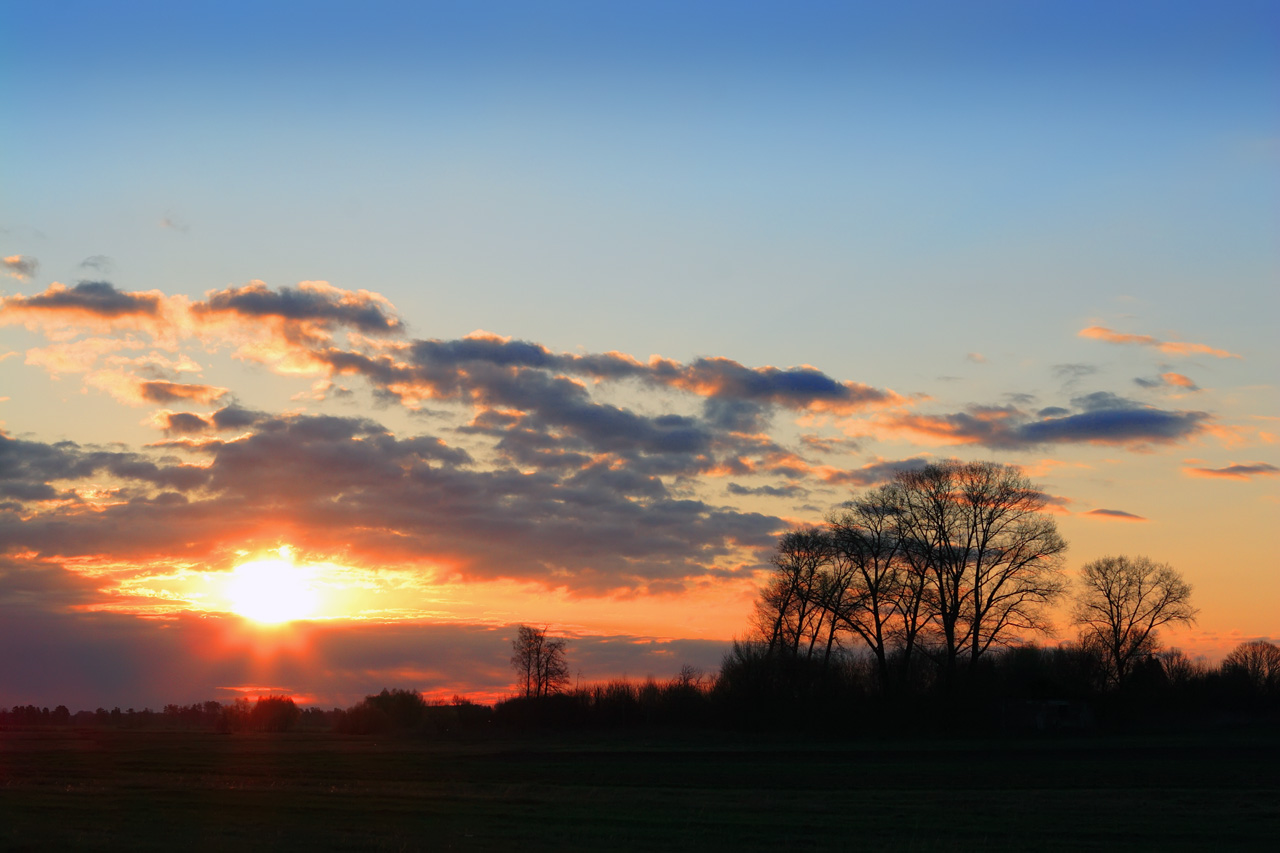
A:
894;461;1068;682
752;461;1068;692
1072;555;1197;689
1222;640;1280;695
510;625;570;698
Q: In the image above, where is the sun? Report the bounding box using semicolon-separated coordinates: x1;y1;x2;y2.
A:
224;554;319;624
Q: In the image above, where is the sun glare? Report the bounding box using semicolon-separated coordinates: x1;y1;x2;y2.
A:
225;556;319;624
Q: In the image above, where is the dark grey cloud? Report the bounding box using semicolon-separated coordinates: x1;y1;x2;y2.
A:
1083;508;1147;521
889;393;1209;449
1184;462;1279;480
194;281;402;335
1018;405;1207;446
0;431;208;502
0;280;161;317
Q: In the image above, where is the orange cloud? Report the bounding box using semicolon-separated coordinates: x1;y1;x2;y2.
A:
1161;372;1197;388
86;369;228;406
1079;325;1241;359
1183;462;1279;480
3;254;38;280
1082;508;1148;522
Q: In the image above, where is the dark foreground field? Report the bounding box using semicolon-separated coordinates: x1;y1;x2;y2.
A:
2;727;1277;851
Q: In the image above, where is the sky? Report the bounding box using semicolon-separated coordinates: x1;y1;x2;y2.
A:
2;0;1277;710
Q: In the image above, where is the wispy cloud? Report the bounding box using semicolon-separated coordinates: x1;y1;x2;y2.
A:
1082;508;1148;522
1183;462;1279;480
1079;325;1242;359
1135;372;1200;391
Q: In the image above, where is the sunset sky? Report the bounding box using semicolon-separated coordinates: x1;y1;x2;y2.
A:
2;1;1277;710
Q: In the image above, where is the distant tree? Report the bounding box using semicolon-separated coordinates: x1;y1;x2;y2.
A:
1222;640;1280;694
510;625;570;698
248;695;300;732
1072;555;1197;689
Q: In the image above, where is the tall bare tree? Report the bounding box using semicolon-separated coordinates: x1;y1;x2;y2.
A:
895;461;1068;682
827;483;915;691
510;625;571;698
754;527;832;660
1072;555;1197;688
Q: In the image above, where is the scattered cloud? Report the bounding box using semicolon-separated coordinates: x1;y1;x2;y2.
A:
1135;372;1199;391
3;255;38;280
1183;462;1280;480
878;392;1210;450
159;211;189;232
85;370;228;406
1079;325;1242;359
78;255;114;273
1082;508;1148;522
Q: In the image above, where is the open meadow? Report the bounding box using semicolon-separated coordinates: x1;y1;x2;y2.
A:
2;727;1277;851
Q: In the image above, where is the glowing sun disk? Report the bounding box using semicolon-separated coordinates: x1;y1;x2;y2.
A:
225;559;318;624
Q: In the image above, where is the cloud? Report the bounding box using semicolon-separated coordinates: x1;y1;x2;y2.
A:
1183;462;1279;480
815;456;933;487
160;211;189;232
85;370;228;406
0;282;169;340
3;255;38;280
1135;372;1200;391
727;483;808;498
1082;508;1148;522
1;412;780;596
879;393;1210;450
1079;325;1242;359
193;280;402;339
1052;363;1097;389
79;255;113;272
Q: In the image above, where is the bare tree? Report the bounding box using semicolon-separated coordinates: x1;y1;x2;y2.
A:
749;461;1067;692
895;461;1068;682
1072;555;1197;688
510;625;571;698
753;527;832;660
1222;640;1280;694
827;483;915;692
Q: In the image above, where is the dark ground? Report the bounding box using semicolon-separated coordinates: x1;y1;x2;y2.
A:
2;727;1277;851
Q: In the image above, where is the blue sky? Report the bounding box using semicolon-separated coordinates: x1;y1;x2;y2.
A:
2;1;1277;708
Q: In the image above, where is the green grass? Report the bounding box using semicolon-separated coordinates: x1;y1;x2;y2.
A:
2;728;1277;850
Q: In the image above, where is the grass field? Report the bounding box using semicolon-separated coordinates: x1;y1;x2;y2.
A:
2;727;1277;850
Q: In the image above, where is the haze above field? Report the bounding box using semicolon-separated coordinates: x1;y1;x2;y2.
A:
1;0;1277;709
